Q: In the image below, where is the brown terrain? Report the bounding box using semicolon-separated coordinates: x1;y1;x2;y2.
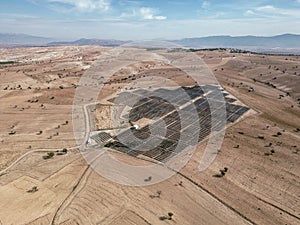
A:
0;46;299;225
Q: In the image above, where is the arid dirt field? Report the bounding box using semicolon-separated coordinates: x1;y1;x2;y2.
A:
0;46;299;225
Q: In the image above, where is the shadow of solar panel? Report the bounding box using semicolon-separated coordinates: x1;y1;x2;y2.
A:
212;120;226;131
142;147;164;158
129;114;141;122
126;140;147;149
164;115;177;125
172;142;190;154
194;98;209;108
168;132;181;141
127;150;144;157
211;100;226;108
165;143;176;151
198;113;211;123
227;113;240;123
132;128;151;139
166;128;177;138
140;138;162;149
159;139;176;148
226;104;242;113
181;104;194;111
182;86;204;99
169;111;180;118
182;125;200;137
180;121;192;130
167;121;181;131
147;109;166;119
199;130;210;139
178;110;194;117
143;101;173;119
154;150;176;162
225;98;236;103
97;132;112;142
107;141;130;153
177;98;190;105
199;115;211;124
188;114;200;122
152;119;165;125
239;106;250;114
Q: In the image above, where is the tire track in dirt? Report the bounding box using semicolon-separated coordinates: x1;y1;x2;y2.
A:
51;151;104;225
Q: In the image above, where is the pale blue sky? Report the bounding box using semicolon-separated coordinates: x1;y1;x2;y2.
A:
1;0;300;40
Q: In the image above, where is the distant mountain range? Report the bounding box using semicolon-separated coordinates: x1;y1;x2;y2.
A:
0;33;53;47
172;34;300;49
1;33;300;53
48;38;128;47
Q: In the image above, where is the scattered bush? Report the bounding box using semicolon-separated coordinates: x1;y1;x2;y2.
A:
159;212;174;221
43;152;54;160
150;190;161;199
168;212;174;220
144;176;152;182
213;167;228;178
271;149;275;154
48;152;54;158
27;186;38;193
8;130;16;135
159;216;168;221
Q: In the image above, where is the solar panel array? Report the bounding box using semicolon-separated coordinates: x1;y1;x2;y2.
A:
105;85;249;162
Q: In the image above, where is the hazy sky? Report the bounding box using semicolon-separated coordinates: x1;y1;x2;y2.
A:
1;0;300;40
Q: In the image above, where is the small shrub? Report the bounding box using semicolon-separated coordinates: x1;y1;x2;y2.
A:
144;176;152;182
270;149;275;154
159;216;168;221
27;186;38;193
48;152;54;158
9;130;16;135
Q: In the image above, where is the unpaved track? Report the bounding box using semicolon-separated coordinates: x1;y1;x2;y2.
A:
0;146;80;176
